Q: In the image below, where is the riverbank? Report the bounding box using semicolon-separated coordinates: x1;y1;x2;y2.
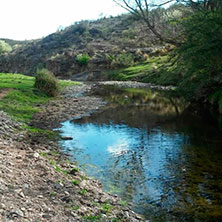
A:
29;80;174;130
30;83;106;130
97;81;175;91
0;81;145;222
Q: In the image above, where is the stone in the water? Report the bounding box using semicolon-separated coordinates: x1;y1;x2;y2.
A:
61;137;73;140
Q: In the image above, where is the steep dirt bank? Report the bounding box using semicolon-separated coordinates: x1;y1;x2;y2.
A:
0;83;145;222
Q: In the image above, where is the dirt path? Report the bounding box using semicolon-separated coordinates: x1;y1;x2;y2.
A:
0;88;13;100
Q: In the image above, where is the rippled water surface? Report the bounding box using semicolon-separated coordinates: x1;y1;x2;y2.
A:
58;86;222;221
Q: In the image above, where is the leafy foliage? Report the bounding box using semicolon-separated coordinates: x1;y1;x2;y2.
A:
0;40;12;54
76;54;90;66
177;10;222;107
109;53;135;68
34;69;59;97
209;89;222;114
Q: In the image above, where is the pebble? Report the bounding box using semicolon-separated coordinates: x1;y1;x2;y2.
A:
22;184;29;190
0;111;23;143
33;152;40;159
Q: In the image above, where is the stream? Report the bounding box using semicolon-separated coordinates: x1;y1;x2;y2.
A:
57;85;222;221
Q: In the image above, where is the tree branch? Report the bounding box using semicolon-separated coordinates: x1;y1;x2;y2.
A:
113;0;182;46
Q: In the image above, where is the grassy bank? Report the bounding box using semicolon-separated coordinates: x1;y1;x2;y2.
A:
106;53;222;115
106;55;180;86
0;73;79;123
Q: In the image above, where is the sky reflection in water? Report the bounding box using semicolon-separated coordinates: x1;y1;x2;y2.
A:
59;121;188;210
58;87;222;221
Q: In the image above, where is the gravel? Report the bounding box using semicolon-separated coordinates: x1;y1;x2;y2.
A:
97;81;176;90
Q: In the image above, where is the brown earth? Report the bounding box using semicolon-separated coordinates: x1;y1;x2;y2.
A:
0;88;12;100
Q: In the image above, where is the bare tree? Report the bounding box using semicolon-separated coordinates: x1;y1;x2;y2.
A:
113;0;221;45
113;0;181;45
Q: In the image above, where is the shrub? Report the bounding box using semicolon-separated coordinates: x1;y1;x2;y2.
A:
72;23;87;35
76;54;90;66
178;10;222;108
111;53;134;68
0;40;12;54
122;29;135;39
34;68;59;97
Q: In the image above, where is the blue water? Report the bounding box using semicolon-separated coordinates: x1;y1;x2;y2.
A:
59;121;189;213
57;87;222;221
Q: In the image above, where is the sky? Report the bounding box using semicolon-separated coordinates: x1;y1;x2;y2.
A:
0;0;126;40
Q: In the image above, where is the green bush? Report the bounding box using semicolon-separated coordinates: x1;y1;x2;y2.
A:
76;54;90;66
122;29;135;39
0;40;12;54
178;10;222;108
34;68;59;97
109;72;128;81
111;53;134;68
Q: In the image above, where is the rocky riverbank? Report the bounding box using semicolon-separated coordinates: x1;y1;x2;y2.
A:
97;81;176;91
30;83;106;130
0;82;145;222
29;80;173;130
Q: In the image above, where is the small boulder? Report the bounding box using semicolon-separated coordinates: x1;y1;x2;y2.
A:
61;137;73;140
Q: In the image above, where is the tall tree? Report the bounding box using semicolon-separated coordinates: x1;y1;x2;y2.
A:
178;5;222;107
185;0;222;11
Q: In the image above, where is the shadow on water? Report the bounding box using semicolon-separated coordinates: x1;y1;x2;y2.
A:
58;86;222;221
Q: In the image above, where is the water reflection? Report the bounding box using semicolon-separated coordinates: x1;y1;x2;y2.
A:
58;86;222;221
60;122;188;208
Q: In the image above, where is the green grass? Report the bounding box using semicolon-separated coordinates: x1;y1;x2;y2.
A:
101;204;112;214
119;200;128;207
49;160;57;165
0;73;80;123
80;189;87;196
0;73;34;89
72;180;80;185
71;206;80;211
82;215;102;221
124;88;150;94
40;152;48;157
106;55;180;86
49;192;57;197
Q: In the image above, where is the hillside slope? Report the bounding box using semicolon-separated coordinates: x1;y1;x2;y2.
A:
0;38;33;48
0;14;163;78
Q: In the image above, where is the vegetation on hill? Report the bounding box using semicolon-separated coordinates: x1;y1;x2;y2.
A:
0;40;12;54
0;12;167;76
0;38;32;47
109;0;222;113
106;55;179;85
